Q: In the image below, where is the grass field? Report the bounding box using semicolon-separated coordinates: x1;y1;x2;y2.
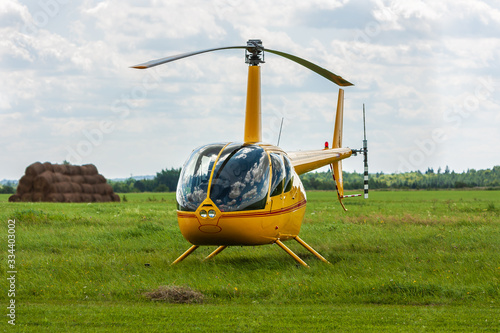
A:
1;190;499;332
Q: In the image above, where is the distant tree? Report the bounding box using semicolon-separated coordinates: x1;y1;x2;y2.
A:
134;180;146;192
154;184;169;192
109;168;181;193
155;168;181;192
0;185;14;194
109;178;136;193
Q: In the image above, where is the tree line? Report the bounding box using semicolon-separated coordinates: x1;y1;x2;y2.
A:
108;168;181;193
300;166;500;191
2;166;497;195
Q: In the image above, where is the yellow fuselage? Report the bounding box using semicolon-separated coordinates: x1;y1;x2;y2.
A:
176;144;307;246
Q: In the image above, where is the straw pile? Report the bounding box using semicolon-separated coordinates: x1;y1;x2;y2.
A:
9;162;120;203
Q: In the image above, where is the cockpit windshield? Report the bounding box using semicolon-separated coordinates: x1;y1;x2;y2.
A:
176;143;270;212
209;144;270;212
176;143;224;211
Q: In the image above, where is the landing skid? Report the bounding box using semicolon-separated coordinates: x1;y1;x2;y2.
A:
171;237;329;267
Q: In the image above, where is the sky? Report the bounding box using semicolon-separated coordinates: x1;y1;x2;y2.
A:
1;0;499;180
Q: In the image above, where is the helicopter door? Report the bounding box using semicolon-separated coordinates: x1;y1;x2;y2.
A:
269;153;286;214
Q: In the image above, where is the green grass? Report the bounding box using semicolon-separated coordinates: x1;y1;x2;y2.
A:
0;190;499;332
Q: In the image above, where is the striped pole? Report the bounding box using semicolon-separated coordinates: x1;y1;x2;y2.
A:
363;104;369;199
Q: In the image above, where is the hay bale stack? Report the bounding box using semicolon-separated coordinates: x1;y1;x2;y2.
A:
32;192;45;202
8;194;21;202
43;162;54;173
81;193;93;202
16;175;34;194
9;162;120;203
20;193;33;202
25;162;45;177
46;193;64;202
94;183;113;195
63;193;82;203
52;164;68;174
33;171;56;192
71;175;85;184
65;165;82;176
81;184;94;194
81;164;98;175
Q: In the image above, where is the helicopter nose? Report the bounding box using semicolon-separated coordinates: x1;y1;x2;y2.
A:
196;202;222;233
199;224;222;233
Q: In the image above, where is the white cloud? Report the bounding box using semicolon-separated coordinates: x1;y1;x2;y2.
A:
0;0;499;179
0;0;31;28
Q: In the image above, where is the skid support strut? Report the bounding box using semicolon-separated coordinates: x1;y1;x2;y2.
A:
275;239;309;267
294;236;330;263
204;246;228;261
275;237;330;267
171;245;199;266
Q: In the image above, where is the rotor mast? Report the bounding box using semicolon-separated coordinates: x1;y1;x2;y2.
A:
130;38;354;144
244;40;264;143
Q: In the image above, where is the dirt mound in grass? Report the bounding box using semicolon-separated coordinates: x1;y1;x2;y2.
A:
143;285;205;304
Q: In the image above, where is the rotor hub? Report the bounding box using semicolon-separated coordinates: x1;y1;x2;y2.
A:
245;39;265;66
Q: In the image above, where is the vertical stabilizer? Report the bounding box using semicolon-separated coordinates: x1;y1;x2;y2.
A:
332;89;344;149
331;89;348;211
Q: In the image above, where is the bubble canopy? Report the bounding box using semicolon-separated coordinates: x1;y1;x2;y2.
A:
176;143;271;212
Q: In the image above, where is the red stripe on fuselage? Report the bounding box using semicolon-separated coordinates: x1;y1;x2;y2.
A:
177;199;307;219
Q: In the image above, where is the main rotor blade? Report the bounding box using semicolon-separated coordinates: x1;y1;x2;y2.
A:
131;43;353;86
265;48;353;86
131;46;247;69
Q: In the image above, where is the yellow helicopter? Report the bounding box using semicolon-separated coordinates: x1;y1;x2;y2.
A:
132;40;368;267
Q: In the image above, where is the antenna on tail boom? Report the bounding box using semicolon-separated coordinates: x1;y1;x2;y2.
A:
351;103;369;199
277;117;284;146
